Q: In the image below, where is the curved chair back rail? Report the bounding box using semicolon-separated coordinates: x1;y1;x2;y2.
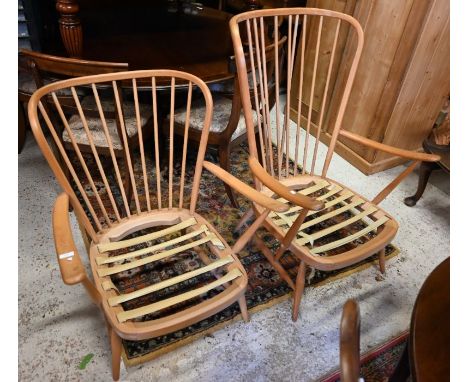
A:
28;69;214;242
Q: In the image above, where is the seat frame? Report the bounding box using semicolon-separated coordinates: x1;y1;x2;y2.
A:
90;208;249;340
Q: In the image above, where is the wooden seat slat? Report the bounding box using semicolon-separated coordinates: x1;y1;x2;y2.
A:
97;235;217;277
97;217;198;253
96;225;209;265
271;189;354;225
310;216;389;254
108;256;234;306
117;268;243;323
296;206;378;245
274;179;330;204
274;198;365;229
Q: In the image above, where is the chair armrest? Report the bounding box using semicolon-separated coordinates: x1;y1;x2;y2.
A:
340;130;441;162
53;193;86;285
202;161;289;213
248;157;325;211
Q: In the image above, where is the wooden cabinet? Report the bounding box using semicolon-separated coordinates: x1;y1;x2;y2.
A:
291;0;449;174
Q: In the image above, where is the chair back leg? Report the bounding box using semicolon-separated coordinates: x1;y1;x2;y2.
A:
238;294;250;322
218;144;239;208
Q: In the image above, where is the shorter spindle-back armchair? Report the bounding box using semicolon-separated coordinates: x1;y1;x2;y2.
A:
28;69;289;380
229;8;441;320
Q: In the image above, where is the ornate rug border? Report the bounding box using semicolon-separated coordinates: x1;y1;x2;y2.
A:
121;247;400;368
317;330;409;382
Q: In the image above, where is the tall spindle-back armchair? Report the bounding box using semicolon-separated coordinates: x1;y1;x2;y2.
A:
28;69;288;380
229;9;440;321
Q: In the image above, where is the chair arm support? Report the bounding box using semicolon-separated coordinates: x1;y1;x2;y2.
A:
53;193;102;304
248;157;325;211
52;193;93;285
339;130;441;162
202;161;289;213
53;193;87;285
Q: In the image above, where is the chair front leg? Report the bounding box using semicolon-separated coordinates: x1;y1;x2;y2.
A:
378;248;386;274
110;328;122;381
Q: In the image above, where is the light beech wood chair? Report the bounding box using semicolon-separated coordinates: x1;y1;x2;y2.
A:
28;69;289;380
229;8;441;321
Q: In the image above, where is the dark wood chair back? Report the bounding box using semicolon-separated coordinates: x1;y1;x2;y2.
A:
19;49;129;117
340;299;361;382
19;49;131;144
19;49;128;87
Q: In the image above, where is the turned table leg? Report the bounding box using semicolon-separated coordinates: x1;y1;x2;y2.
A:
404;161;439;207
56;0;83;58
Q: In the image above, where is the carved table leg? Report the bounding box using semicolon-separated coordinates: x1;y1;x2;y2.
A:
56;0;83;58
404;161;439;207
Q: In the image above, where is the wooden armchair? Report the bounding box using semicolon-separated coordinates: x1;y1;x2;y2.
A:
28;69;289;380
229;8;441;320
172;36;286;208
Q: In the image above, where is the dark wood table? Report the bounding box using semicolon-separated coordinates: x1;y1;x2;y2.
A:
390;257;450;381
54;2;235;86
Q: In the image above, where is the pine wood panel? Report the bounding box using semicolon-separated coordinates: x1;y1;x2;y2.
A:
375;0;450;161
325;0;415;161
291;0;449;174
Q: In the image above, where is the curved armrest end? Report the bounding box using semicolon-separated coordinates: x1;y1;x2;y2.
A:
339;130;441;162
202;161;288;213
248;157;325;211
53;193;86;285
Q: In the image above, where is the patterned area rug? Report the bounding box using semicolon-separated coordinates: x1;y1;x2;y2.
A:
72;143;399;366
318;332;409;382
